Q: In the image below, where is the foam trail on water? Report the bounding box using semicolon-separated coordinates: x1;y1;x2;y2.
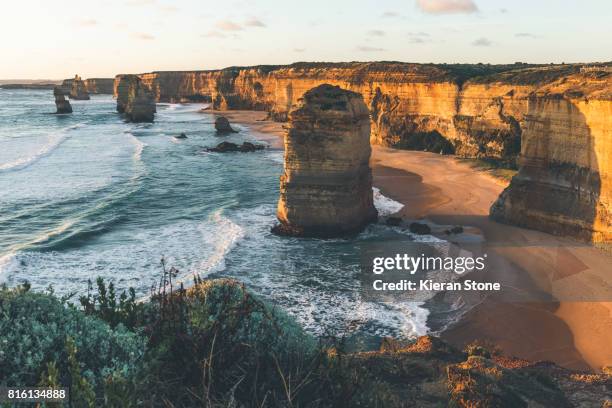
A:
0;123;86;172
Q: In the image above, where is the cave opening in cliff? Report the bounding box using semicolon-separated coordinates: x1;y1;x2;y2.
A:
396;131;456;155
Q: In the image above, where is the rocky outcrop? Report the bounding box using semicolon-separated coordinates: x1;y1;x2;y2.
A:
116;75;156;122
61;77;113;94
491;71;612;242
207;141;264;153
69;75;90;100
115;75;156;122
118;63;592;162
214;116;238;134
53;87;72;114
115;63;612;242
274;84;377;237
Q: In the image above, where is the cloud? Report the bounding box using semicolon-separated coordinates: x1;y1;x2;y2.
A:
202;31;226;38
407;31;431;43
500;8;508;13
416;0;478;14
293;48;306;52
215;20;243;31
367;29;385;37
381;11;400;17
244;17;266;27
131;32;155;40
356;45;386;52
515;32;540;39
472;37;492;46
77;18;98;27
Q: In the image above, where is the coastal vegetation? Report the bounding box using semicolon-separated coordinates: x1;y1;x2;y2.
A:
1;261;608;407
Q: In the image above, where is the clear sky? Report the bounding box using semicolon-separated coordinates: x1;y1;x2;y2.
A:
2;0;611;79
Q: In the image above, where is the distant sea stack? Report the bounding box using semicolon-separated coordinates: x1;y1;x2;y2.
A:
274;84;377;237
53;87;72;114
490;71;612;242
115;74;156;122
69;75;90;100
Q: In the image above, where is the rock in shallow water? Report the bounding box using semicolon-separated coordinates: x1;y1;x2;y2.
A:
207;141;265;153
53;87;72;114
115;75;156;123
69;74;90;100
214;116;238;134
273;84;377;237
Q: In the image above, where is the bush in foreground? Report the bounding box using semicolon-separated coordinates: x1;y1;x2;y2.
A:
1;274;610;407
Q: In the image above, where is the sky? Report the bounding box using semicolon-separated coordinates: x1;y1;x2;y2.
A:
1;0;611;79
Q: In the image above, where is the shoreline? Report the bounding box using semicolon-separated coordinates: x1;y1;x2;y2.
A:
202;110;612;372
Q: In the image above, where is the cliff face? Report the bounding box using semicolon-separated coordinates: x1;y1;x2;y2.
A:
115;75;156;122
83;78;114;94
121;63;587;161
61;77;114;94
491;72;612;242
274;84;377;237
115;63;612;241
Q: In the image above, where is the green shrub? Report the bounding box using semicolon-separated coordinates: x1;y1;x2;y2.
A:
0;283;146;392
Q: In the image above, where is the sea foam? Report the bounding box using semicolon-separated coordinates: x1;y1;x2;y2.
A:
0;123;86;172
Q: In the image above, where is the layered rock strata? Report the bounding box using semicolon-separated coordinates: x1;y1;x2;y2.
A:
53;87;72;114
61;77;114;94
274;84;377;237
84;78;114;94
115;75;156;122
122;63;585;161
491;71;612;242
69;75;90;100
116;63;612;242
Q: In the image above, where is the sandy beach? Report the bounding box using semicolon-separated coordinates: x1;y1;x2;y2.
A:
209;110;612;372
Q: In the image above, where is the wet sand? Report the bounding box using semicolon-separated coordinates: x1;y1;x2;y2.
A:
205;110;612;372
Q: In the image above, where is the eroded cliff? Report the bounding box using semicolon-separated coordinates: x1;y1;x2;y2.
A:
491;71;612;242
121;63;584;161
116;62;612;241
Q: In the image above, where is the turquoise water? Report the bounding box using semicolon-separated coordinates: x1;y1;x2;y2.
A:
0;89;430;340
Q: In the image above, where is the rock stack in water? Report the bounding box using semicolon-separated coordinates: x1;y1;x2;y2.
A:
274;84;377;237
69;75;90;100
116;75;156;122
53;87;72;114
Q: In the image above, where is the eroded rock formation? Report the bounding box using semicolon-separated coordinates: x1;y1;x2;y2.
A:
121;62;575;161
84;78;114;94
69;75;90;100
53;87;72;114
214;116;238;134
115;63;612;241
115;75;156;122
61;77;114;94
491;71;612;242
274;84;377;237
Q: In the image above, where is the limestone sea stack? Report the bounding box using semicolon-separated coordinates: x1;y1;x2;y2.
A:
69;75;90;100
274;84;377;237
115;75;156;122
53;87;72;114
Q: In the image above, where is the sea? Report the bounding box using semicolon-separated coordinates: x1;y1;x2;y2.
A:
0;90;452;345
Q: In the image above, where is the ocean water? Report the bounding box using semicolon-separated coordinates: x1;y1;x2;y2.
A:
0;89;433;342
